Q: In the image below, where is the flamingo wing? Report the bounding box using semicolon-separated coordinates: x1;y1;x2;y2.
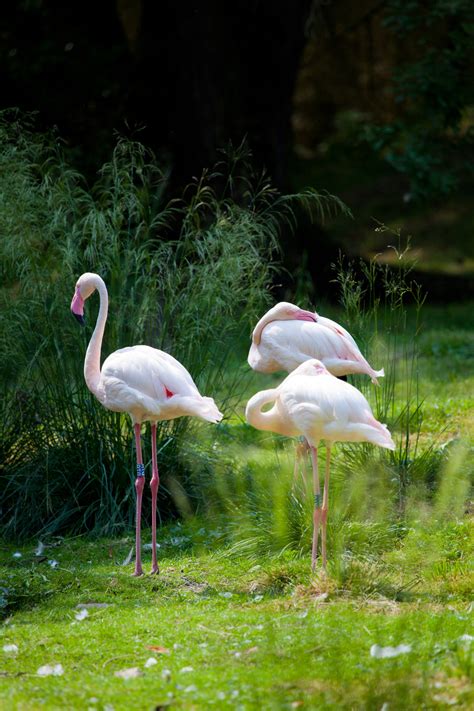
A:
100;346;222;424
250;320;358;372
99;346;197;415
248;310;384;383
278;373;394;448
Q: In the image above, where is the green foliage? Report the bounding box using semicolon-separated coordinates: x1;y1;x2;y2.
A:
0;114;348;539
366;0;474;200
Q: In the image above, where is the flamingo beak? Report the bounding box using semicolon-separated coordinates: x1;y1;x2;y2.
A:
294;308;317;323
71;288;85;326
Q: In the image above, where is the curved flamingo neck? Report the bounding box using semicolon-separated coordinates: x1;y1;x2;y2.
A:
245;388;283;434
252;313;276;346
84;275;108;400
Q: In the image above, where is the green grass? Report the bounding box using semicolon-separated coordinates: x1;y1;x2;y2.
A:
0;301;473;710
0;527;472;711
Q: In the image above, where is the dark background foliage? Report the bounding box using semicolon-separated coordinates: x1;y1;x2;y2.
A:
1;0;473;296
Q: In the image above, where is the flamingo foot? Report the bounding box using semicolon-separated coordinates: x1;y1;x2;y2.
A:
132;565;144;577
150;564;160;575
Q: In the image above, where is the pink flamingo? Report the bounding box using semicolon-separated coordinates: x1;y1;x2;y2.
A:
248;301;384;383
70;272;222;576
248;301;385;482
245;359;395;569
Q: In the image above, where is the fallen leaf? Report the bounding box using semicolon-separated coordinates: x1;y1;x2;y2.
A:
37;663;64;677
48;560;59;569
370;643;412;659
35;542;45;556
121;547;134;566
2;644;18;654
179;666;194;673
161;668;172;681
12;552;22;559
144;657;158;668
244;646;259;655
76;603;110;609
114;667;142;679
146;645;170;654
74;609;88;621
314;592;329;603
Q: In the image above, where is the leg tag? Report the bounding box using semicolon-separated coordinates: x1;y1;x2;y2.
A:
137;463;145;478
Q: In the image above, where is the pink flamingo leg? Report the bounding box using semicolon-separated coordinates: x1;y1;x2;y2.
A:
321;446;331;569
133;423;145;577
310;446;322;571
150;423;160;575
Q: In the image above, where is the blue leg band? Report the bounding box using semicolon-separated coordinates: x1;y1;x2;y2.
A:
137;463;145;478
314;493;322;508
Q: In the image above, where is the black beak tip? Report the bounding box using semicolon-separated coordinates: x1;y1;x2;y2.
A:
73;312;85;326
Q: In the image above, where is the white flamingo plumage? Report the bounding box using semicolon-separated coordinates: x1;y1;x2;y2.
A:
248;301;384;383
245;359;395;569
70;272;222;576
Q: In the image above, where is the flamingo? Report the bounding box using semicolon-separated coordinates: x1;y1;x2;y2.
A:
248;301;385;481
245;359;395;570
248;301;384;383
70;272;222;576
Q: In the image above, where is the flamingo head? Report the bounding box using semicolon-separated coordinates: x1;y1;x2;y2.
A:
252;302;318;344
278;302;318;324
70;273;97;326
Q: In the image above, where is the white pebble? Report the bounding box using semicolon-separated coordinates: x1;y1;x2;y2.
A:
37;663;64;676
3;644;18;654
370;643;412;659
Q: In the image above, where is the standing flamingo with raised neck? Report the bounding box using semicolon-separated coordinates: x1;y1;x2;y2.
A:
248;301;384;383
70;272;222;576
245;359;395;570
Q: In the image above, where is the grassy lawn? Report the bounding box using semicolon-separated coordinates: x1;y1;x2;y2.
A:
0;303;472;710
0;529;472;710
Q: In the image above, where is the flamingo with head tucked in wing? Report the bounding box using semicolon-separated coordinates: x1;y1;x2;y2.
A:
71;272;222;576
248;301;384;383
246;359;395;570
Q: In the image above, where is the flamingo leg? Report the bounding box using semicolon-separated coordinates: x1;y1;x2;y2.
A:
310;446;322;571
321;446;331;569
301;438;309;489
133;423;145;577
150;423;160;575
293;438;309;491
